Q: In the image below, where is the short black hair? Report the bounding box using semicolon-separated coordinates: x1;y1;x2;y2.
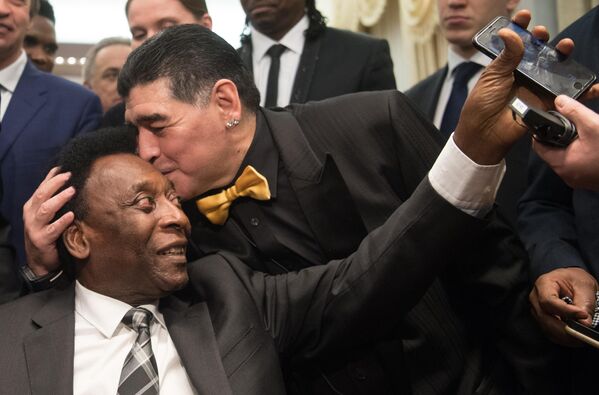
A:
240;0;326;43
118;24;260;112
39;0;55;24
125;0;208;20
53;127;137;278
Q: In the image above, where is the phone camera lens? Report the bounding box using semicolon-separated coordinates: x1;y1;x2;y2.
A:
574;82;583;89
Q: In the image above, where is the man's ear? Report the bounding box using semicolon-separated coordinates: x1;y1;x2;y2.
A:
200;13;213;30
63;221;90;260
211;79;242;124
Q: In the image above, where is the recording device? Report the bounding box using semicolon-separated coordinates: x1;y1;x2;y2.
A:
473;16;596;99
508;97;577;147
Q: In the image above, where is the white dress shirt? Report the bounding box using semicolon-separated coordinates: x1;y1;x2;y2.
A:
432;49;491;129
0;50;27;121
250;15;309;107
430;135;505;217
73;281;197;395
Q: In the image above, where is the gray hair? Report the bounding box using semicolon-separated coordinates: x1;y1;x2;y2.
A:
82;37;131;83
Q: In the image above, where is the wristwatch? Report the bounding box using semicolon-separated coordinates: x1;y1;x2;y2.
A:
21;265;63;292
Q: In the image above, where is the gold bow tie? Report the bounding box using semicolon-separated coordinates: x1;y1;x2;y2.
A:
196;165;271;225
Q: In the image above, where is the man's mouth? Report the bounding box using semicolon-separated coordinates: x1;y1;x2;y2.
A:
158;246;186;256
0;23;13;33
157;241;187;256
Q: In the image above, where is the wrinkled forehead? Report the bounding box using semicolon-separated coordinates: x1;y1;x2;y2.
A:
86;154;158;199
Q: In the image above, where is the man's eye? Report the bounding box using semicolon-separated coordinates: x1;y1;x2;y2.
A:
102;70;119;81
136;196;156;212
131;31;146;42
23;35;38;47
168;192;182;207
148;126;165;136
159;21;177;31
44;44;58;55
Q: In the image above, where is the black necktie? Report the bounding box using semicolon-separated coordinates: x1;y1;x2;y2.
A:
118;307;159;395
265;44;287;107
439;62;483;136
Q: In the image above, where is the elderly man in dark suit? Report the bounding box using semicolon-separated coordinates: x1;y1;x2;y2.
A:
25;14;567;394
0;0;101;300
238;0;396;107
405;0;529;226
0;125;492;394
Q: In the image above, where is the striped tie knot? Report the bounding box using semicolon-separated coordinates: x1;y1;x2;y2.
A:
123;307;153;333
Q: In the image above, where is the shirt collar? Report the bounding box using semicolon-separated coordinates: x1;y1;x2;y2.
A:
446;47;490;77
0;50;27;93
74;280;166;339
250;15;309;61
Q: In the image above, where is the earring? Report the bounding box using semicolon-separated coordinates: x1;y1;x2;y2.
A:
225;119;240;129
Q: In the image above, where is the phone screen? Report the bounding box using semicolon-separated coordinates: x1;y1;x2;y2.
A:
474;17;596;98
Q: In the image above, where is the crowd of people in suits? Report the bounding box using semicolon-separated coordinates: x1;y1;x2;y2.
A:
0;0;599;394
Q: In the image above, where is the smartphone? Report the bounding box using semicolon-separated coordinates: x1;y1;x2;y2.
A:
565;320;599;349
473;16;596;99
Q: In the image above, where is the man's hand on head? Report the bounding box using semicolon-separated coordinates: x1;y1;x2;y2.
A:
453;9;575;165
23;167;75;276
530;267;598;346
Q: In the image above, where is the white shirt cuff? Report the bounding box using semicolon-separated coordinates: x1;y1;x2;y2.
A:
429;134;506;217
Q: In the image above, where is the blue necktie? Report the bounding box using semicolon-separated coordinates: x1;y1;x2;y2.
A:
439;62;483;136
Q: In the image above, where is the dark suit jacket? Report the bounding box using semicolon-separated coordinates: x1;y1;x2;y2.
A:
189;91;561;394
518;5;599;280
0;179;489;394
238;26;396;104
0;61;102;266
405;66;531;226
0;215;19;304
517;7;599;394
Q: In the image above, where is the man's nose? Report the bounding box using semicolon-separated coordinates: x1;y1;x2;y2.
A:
137;128;161;164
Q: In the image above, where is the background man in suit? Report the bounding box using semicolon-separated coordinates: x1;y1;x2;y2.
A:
405;0;529;225
25;14;566;394
238;0;396;107
0;0;101;291
23;0;56;73
83;37;131;113
1;117;503;394
518;7;599;394
101;0;212;127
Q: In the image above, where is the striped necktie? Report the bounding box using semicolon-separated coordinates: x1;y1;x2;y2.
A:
118;307;159;395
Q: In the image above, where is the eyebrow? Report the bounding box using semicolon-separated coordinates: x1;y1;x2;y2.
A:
132;113;167;125
128;180;153;194
129;178;176;194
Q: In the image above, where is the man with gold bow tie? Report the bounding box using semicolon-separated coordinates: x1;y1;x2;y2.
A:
22;11;579;395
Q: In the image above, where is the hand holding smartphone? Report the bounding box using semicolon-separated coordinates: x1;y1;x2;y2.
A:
473;16;596;99
565;320;599;349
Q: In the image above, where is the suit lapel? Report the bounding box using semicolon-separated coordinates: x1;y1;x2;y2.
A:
238;41;253;74
24;285;75;395
0;62;48;162
161;296;233;395
423;66;448;119
290;36;322;104
263;109;368;258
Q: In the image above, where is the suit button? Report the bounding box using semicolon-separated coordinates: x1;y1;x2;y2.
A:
250;217;260;226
